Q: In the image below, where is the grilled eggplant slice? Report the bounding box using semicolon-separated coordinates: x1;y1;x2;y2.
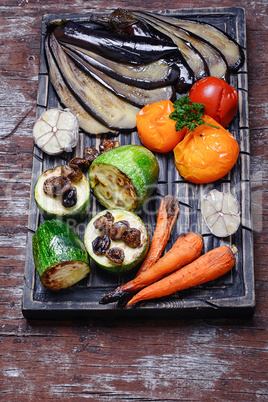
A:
52;20;178;64
135;12;228;80
61;43;180;89
169;53;194;93
131;12;208;82
148;13;245;71
45;37;117;135
90;8;176;42
48;32;140;130
63;45;175;107
89;10;194;92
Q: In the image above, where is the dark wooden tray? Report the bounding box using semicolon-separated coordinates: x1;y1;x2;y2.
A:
22;7;255;320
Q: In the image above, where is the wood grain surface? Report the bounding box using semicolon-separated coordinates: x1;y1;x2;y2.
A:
0;0;267;401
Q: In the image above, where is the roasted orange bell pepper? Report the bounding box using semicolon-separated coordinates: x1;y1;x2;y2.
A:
173;115;240;184
136;100;187;153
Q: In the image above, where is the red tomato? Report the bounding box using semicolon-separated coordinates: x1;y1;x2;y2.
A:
136;100;187;153
189;77;238;127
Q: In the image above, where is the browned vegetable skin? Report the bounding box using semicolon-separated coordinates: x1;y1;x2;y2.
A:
99;232;203;305
89;8;173;41
126;245;237;307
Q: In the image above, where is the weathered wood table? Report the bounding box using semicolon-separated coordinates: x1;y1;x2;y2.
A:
1;0;267;400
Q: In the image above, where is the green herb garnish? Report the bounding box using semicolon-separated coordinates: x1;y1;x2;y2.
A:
169;95;219;131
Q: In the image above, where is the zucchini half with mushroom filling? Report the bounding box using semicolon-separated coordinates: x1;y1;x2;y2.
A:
34;165;90;222
33;219;90;290
89;145;159;211
84;209;149;274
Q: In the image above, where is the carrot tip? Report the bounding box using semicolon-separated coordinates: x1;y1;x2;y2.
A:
99;288;130;304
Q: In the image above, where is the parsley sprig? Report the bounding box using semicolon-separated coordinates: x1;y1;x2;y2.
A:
169;96;219;131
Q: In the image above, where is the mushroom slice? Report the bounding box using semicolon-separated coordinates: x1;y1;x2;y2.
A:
201;189;240;237
110;220;130;241
122;228;141;248
70;157;90;171
33;108;79;155
84;146;100;163
106;248;125;264
92;235;111;256
93;211;115;234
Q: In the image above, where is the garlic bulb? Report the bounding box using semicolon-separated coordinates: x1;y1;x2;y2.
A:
201;189;240;237
33;108;79;155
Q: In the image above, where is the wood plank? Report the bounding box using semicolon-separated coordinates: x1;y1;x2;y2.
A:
0;1;267;401
21;7;255;319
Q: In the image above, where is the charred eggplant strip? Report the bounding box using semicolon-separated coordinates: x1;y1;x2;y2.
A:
134;12;229;80
62;43;179;89
173;28;229;80
52;20;179;64
45;38;117;135
132;12;208;82
146;13;245;71
63;45;175;107
136;12;228;79
88;10;194;92
48;32;140;130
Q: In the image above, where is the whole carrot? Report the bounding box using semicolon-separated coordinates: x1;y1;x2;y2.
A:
99;232;203;304
126;245;237;308
136;194;180;275
99;194;179;305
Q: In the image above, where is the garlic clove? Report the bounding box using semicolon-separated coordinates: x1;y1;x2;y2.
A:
201;198;217;217
33;108;79;155
201;189;240;237
35;131;53;147
42;134;62;154
205;209;219;227
56;129;73;149
42;108;59;126
33;120;52;138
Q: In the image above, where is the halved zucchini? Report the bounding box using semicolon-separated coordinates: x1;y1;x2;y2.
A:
84;209;149;275
89;145;159;211
33;219;90;290
34;165;90;222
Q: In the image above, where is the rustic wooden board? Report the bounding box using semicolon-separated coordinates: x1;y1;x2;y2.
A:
22;7;255;319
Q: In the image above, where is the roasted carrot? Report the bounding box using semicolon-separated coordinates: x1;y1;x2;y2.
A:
126;245;237;308
99;232;203;305
136;194;180;275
